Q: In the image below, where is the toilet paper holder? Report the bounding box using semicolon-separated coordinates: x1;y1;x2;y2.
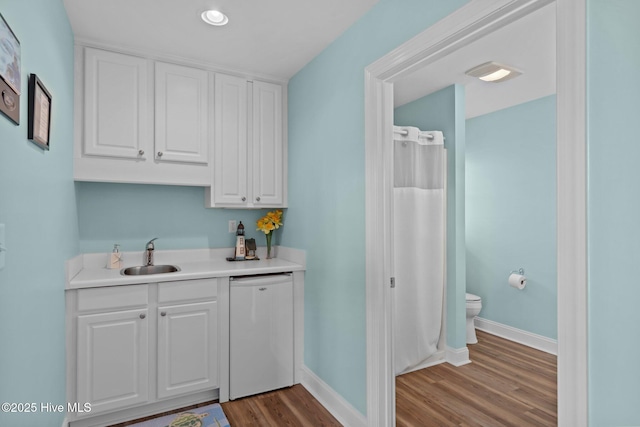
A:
511;268;525;275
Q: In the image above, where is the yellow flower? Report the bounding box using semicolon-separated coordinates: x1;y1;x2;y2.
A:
256;210;284;234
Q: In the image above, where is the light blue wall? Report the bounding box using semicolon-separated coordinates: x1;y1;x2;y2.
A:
587;0;640;424
394;85;468;349
0;1;78;425
75;183;269;253
466;95;557;339
283;0;469;415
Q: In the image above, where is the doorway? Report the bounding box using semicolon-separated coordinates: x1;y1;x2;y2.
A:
363;0;588;425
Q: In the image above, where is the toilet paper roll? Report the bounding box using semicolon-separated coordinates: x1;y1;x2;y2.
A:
509;273;527;290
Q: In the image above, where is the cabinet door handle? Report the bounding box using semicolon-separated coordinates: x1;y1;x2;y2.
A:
157;151;163;157
139;313;146;319
138;150;144;156
161;312;167;317
255;196;261;202
241;196;246;202
259;287;267;291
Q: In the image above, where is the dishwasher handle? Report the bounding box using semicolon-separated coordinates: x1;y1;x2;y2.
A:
230;273;293;287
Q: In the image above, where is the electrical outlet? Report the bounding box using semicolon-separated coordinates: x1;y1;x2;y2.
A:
228;220;237;233
0;224;5;270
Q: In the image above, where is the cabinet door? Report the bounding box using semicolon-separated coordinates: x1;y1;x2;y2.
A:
157;301;218;399
77;309;149;416
155;62;209;164
83;48;150;160
252;81;284;206
214;73;248;205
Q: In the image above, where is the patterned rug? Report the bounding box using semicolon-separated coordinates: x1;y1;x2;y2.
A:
128;403;230;427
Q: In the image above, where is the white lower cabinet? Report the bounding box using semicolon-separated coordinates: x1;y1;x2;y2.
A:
76;309;149;415
157;301;218;399
67;279;226;426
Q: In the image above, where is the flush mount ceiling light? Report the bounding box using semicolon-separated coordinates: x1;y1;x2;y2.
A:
201;10;229;26
465;61;522;83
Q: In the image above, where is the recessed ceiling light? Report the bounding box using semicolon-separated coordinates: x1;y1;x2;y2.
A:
201;10;228;26
465;61;522;83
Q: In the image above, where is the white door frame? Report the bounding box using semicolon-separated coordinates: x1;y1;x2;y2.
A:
364;0;588;426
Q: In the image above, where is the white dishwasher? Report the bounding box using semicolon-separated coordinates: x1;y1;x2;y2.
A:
229;273;294;399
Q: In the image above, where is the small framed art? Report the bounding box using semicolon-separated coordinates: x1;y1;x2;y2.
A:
0;13;21;124
28;74;52;150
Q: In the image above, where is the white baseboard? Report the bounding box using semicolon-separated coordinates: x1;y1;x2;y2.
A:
300;365;366;427
474;317;557;355
445;346;471;367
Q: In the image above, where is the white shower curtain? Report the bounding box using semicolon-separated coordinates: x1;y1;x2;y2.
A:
393;127;445;375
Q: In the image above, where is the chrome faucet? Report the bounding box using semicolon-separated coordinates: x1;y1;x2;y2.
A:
144;238;158;266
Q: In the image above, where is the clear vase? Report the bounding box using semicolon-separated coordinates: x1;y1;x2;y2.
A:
265;231;273;259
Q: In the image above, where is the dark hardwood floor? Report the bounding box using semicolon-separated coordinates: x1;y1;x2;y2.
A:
396;330;557;426
221;384;341;426
108;385;340;427
112;330;556;427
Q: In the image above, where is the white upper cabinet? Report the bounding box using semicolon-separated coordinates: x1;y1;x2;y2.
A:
83;48;150;160
155;62;209;164
75;47;210;186
208;74;286;208
252;81;284;206
74;45;286;197
212;74;249;205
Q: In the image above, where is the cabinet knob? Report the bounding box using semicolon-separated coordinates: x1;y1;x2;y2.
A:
161;312;167;317
255;196;261;202
241;196;246;202
157;151;163;157
139;313;146;319
138;150;144;156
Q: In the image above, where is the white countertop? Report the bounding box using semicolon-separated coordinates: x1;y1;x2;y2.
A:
67;247;305;289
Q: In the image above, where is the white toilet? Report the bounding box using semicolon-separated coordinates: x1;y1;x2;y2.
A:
465;293;482;344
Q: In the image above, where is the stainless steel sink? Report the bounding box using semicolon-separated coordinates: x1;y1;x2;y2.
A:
121;265;181;276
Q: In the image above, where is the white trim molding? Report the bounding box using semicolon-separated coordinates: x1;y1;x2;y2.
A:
445;346;471;367
300;366;367;427
556;0;588;424
364;68;395;427
475;317;558;355
366;0;554;83
364;0;587;425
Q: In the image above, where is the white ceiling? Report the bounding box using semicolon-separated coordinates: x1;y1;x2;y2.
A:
63;0;554;114
63;0;379;80
394;3;556;119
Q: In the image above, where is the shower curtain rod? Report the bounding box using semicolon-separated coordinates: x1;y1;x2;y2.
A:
393;128;436;140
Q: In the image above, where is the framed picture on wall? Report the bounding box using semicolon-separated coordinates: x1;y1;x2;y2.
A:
0;13;21;95
0;13;21;125
28;74;52;150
